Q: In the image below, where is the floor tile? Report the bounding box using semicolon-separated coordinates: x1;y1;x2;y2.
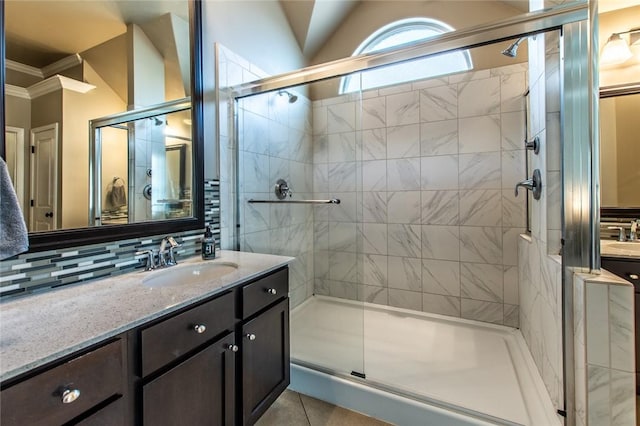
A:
300;393;392;426
256;390;309;426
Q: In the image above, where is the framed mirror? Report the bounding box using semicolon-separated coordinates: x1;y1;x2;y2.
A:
1;0;204;251
600;83;640;219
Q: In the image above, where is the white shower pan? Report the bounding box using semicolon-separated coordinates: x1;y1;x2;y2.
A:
289;296;561;426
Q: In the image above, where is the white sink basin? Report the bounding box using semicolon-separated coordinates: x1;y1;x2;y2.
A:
607;242;640;251
142;261;239;288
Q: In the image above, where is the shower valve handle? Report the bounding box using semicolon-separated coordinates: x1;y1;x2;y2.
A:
514;169;542;200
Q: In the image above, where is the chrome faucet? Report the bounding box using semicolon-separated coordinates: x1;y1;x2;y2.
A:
159;236;181;266
135;249;157;271
630;220;639;241
608;226;627;242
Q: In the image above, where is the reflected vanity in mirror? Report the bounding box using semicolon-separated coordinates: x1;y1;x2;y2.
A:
600;83;640;218
1;0;204;251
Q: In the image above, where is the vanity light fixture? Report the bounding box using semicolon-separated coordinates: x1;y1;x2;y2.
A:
601;28;640;66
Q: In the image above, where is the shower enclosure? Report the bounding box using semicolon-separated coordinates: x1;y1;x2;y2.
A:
219;3;592;424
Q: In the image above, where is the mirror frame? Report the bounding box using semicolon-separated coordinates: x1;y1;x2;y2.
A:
599;82;640;219
0;0;204;252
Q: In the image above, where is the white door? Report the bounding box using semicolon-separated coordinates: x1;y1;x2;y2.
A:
30;124;59;232
4;126;26;222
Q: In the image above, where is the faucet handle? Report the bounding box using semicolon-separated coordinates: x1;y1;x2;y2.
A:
630;220;639;241
135;250;157;271
608;226;627;242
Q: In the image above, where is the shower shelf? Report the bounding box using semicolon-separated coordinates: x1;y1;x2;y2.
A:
247;199;340;205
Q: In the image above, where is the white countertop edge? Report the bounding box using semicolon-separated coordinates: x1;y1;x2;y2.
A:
0;251;294;383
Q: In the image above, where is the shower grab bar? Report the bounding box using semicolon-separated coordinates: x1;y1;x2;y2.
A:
248;198;340;205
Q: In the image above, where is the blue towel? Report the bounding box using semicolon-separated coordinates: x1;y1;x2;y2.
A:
0;158;28;259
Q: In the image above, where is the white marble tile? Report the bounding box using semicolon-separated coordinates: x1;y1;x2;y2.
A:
388;224;421;258
329;222;357;252
243;193;270;233
586;282;610;368
362;128;387;160
461;262;503;303
459;152;501;189
547;171;561;231
458;77;500;118
609;285;635;372
422;294;461;317
421;225;460;261
360;254;388;287
269;121;289;159
459;115;501;153
420;85;457;122
458;189;502;226
610;369;636;426
269;157;289;190
503;228;525;266
504;305;519;328
412;77;449;90
329;192;357;223
243;152;270;192
313;106;328;136
363;285;389;305
422;259;460;296
387;124;420;159
420;119;458;156
500;72;526;112
242;110;270;155
329;251;357;283
243;230;271;254
313;164;329;193
420;155;458;190
501;149;525;190
328;162;357;192
459;226;502;264
362;97;386;129
314;250;329;279
359;223;388;255
362;160;387;191
328;132;356;163
328;102;356;133
388;257;422;292
362;192;388;223
387;191;421;224
389;288;422;311
587;365;611;426
421;190;459;225
490;63;528;76
503;265;519;305
448;69;490;83
386;91;420;126
501;111;526;151
546;112;561;172
461;299;503;324
313;134;328;163
502;189;526;228
387;158;421;191
379;83;412;96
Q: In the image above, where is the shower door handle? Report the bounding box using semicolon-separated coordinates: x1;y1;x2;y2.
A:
515;169;542;200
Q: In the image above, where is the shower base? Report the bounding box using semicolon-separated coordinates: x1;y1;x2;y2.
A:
289;296;561;426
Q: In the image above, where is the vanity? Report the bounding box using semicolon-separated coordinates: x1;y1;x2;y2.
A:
0;251;292;425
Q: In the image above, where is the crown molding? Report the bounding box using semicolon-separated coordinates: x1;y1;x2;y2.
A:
42;54;83;78
5;59;43;78
5;84;31;99
28;75;96;99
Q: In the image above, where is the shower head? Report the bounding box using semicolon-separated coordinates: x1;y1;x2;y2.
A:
502;38;525;58
278;90;298;104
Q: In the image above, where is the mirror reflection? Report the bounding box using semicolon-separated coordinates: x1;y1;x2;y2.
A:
600;90;640;209
3;0;192;233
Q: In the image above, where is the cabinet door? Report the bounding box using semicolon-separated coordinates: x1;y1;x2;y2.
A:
143;333;236;426
242;298;290;425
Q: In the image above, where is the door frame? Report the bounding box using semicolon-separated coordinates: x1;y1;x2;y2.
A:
5;126;26;219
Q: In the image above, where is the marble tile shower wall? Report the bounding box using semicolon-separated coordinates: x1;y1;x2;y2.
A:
216;45;315;309
312;63;528;327
0;180;220;298
518;30;564;412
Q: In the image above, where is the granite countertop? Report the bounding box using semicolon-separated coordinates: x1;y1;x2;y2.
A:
601;239;640;260
0;251;293;383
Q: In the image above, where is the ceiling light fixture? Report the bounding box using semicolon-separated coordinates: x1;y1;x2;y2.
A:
601;28;640;66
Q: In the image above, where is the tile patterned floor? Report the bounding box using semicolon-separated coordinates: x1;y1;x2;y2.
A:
256;390;392;426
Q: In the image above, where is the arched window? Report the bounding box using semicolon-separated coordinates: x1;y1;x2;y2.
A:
340;18;473;94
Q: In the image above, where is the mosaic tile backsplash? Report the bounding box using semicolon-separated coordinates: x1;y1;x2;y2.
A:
0;180;220;298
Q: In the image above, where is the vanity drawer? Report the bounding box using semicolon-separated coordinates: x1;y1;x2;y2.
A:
0;339;123;426
141;291;234;377
602;258;640;287
242;268;288;319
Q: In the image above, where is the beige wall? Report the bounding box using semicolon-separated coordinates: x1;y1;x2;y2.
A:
614;93;640;206
599;5;640;87
599;97;618;207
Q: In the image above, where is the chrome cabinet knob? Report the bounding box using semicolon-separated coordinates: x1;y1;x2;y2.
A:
227;344;239;352
194;324;207;334
628;274;639;280
266;288;277;295
246;333;256;341
61;388;81;404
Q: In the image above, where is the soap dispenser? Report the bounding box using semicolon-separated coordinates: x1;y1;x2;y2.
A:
201;226;216;259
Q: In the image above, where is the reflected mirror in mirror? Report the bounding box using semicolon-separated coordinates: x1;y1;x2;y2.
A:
3;0;193;233
600;87;640;209
93;102;192;226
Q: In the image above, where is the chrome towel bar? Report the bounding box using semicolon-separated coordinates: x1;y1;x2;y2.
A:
247;199;340;204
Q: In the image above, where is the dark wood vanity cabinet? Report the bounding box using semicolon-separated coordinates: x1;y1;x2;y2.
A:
0;266;289;426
